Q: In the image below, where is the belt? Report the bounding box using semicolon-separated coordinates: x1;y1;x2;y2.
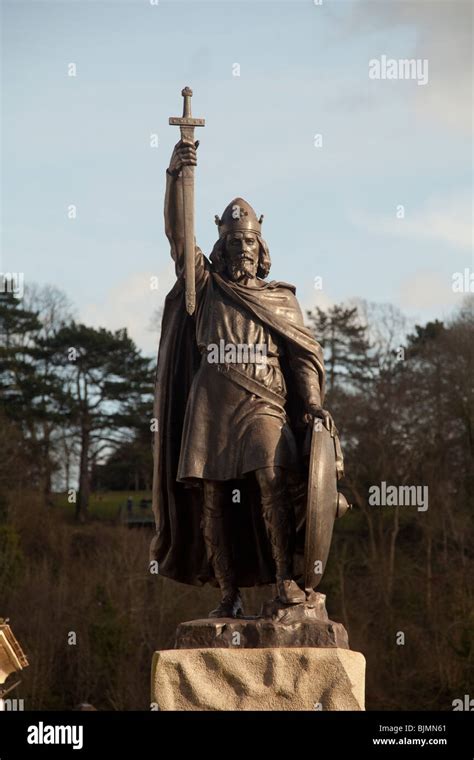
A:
214;363;286;410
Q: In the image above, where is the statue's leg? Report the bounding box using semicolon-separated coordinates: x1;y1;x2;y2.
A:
255;466;306;605
202;480;243;618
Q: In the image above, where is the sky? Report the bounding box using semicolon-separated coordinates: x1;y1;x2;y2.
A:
2;0;472;355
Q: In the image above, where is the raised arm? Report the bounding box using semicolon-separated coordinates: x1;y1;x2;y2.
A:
165;139;198;267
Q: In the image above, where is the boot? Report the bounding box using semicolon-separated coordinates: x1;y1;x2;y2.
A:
202;481;244;618
260;481;305;605
277;579;306;605
208;589;243;618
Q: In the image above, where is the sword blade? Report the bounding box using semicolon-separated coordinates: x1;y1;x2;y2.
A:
181;162;195;315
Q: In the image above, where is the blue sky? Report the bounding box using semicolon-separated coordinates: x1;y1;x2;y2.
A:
2;0;472;354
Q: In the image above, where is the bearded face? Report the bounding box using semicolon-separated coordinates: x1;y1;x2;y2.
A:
224;232;260;282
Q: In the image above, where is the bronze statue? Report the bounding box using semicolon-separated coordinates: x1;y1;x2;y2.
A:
150;89;347;619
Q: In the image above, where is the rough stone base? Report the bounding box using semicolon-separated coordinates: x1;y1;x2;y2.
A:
174;592;349;650
151;647;365;711
175;617;348;649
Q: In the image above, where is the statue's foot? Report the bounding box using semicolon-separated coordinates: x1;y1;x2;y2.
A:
277;579;306;605
208;590;244;618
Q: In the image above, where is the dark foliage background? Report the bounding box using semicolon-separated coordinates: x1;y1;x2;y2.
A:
1;287;472;710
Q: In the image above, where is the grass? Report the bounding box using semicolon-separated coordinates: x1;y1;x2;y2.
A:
52;490;153;521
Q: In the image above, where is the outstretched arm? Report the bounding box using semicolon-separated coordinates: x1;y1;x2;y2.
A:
164;139;209;295
165;140;197;267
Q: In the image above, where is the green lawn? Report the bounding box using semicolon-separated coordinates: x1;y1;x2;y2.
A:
52;490;153;521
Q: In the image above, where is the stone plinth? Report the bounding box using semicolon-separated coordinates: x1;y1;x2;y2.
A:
174;591;349;650
151;647;365;711
175;617;348;649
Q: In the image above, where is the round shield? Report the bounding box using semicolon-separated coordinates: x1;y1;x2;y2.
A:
303;420;339;591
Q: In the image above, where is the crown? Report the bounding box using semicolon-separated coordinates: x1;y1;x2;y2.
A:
214;198;264;238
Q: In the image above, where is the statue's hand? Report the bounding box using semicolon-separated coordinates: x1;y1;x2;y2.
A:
168;139;199;177
303;404;336;435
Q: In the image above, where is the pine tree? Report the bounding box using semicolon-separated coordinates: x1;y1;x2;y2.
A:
40;323;154;520
306;304;374;392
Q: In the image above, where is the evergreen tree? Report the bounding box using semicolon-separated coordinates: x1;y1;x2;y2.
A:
306;304;374;392
40;323;154;520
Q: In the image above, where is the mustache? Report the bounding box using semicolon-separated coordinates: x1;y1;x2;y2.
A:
230;255;256;264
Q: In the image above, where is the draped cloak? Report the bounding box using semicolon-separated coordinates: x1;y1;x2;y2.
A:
150;252;326;588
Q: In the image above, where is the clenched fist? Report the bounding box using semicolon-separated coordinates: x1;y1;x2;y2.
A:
167;139;199;177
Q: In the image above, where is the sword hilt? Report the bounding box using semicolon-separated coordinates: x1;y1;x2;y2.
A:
182;86;192;117
169;86;205;129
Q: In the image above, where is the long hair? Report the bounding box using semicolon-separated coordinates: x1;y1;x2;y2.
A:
209;235;271;279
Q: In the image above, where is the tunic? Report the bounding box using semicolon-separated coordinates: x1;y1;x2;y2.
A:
176;250;316;481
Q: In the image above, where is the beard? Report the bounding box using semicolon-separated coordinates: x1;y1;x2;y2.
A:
226;256;258;282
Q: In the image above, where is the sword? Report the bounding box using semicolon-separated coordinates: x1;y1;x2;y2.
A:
169;87;205;315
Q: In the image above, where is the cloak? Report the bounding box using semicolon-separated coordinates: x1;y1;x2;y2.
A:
150;265;326;587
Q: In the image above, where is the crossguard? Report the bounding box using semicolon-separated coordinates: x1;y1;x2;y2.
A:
169;85;205;128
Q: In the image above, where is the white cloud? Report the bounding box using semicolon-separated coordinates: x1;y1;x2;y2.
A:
80;265;176;356
349;191;473;250
302;287;335;317
399;269;461;310
349;0;472;135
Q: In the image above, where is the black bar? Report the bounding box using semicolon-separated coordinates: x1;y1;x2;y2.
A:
0;710;472;758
